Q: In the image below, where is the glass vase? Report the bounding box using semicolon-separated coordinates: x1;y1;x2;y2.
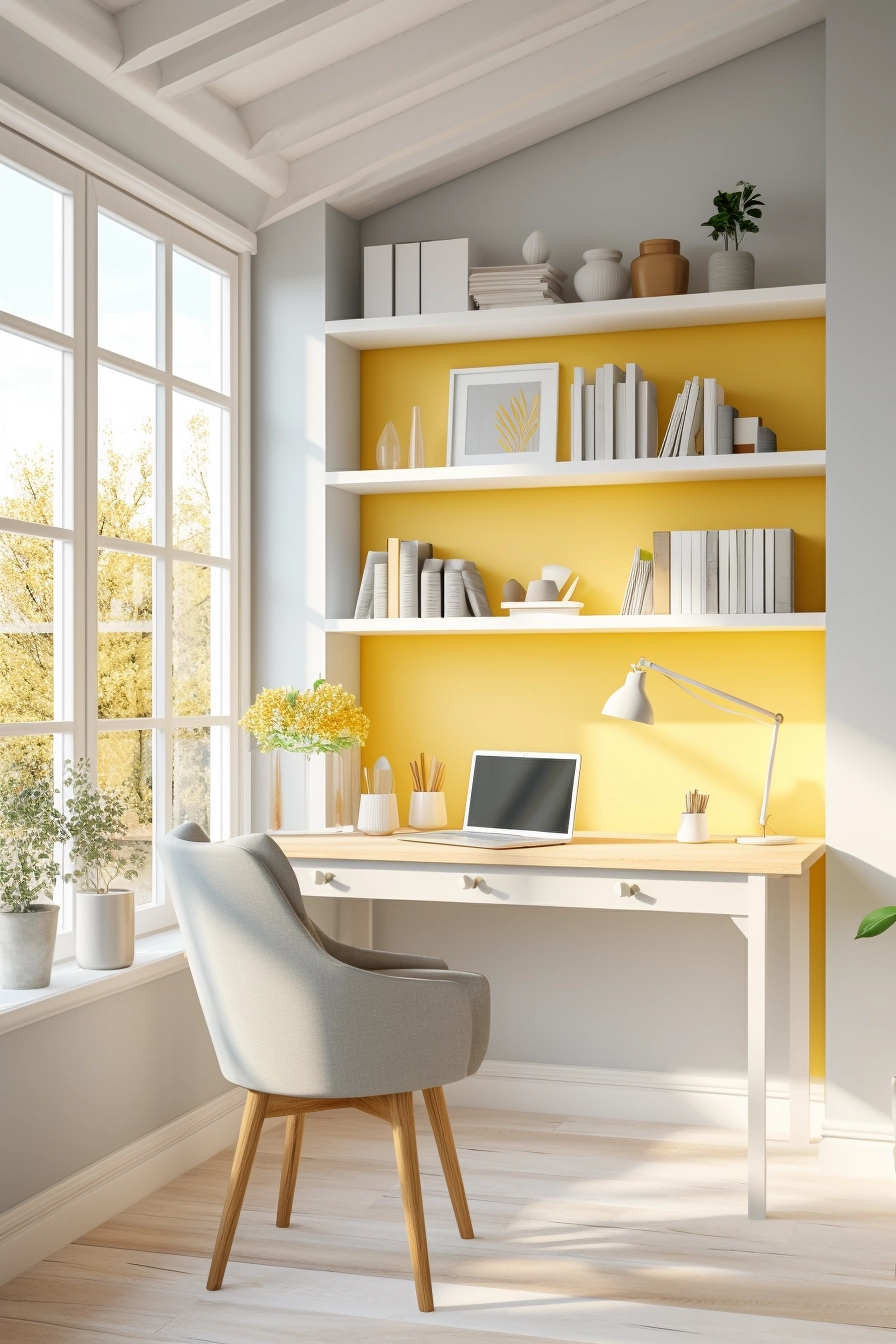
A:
408;406;425;468
268;747;360;834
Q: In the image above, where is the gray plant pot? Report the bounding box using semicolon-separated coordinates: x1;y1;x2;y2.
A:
0;903;60;989
708;249;755;292
75;889;135;970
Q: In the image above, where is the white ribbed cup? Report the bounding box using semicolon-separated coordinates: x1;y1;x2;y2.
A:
408;791;448;830
358;793;399;835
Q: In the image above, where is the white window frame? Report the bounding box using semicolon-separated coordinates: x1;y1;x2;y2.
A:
0;125;246;959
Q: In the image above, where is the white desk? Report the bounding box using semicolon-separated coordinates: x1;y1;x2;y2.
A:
277;833;825;1219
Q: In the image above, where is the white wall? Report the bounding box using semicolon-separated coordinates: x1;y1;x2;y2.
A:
361;25;825;299
822;0;896;1177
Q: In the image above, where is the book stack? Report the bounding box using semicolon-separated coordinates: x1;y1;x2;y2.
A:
661;376;778;457
570;363;658;461
652;529;794;615
469;263;567;309
620;547;654;615
355;543;492;619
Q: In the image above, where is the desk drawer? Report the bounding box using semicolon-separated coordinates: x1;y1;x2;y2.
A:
293;860;754;916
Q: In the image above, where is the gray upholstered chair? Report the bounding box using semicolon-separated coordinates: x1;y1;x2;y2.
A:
159;822;489;1312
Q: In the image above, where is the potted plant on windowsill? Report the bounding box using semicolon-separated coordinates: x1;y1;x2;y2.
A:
64;759;145;971
0;776;69;990
702;181;764;292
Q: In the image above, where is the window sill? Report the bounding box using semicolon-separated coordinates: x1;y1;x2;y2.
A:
0;927;186;1035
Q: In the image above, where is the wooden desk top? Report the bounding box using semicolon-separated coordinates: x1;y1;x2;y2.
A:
275;831;825;878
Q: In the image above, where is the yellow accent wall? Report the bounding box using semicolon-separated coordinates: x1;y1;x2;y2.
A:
357;318;826;1076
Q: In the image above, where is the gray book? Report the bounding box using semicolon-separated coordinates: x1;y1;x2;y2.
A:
354;549;388;618
420;568;442;617
461;566;492;616
373;563;388;618
751;528;765;614
735;530;746;613
704;530;719;614
443;568;471;617
584;384;595;461
422;557;443;572
717;404;737;455
774;528;794;613
764;530;775;613
399;540;433;618
593;376;606;459
757;426;777;453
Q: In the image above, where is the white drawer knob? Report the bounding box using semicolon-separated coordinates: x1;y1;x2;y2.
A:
614;881;640;898
314;870;335;885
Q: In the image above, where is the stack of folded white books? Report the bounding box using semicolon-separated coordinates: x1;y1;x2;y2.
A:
469;263;567;309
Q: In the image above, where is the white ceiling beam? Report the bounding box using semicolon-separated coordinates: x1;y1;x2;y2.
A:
0;0;122;76
155;0;398;98
114;0;288;74
261;0;824;225
241;0;637;158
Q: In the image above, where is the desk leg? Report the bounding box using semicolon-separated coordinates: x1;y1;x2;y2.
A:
747;876;768;1219
788;871;811;1147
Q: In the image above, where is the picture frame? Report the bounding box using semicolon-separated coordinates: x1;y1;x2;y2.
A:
446;363;559;467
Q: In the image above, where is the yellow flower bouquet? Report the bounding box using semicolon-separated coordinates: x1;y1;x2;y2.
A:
240;679;370;755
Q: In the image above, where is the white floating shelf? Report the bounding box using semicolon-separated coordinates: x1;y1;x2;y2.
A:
326;614;826;636
326;451;825;495
324;284;825;350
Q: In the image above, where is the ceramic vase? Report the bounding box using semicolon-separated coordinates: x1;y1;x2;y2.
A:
408;792;448;830
358;793;399;835
0;903;59;989
630;239;689;298
75;889;134;970
677;812;709;843
573;249;629;302
269;747;359;834
708;250;755;292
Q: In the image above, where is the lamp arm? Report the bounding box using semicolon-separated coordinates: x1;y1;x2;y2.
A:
636;658;778;723
759;716;781;833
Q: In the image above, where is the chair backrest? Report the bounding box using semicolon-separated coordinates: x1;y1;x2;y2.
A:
158;823;342;1094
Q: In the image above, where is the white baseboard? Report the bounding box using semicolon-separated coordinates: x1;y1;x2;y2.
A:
445;1059;825;1138
819;1120;896;1178
0;1086;244;1288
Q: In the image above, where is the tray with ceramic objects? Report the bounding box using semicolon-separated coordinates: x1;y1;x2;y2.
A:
501;601;584;619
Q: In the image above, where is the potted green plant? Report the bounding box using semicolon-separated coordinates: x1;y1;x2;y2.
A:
0;776;69;989
702;181;763;292
64;759;145;971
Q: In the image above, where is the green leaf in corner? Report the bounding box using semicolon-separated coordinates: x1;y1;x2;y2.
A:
855;906;896;938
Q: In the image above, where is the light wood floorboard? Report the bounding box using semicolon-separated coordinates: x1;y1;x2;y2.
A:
2;1106;896;1341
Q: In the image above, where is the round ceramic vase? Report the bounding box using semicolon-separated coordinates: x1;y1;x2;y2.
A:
358;794;399;835
708;250;755;292
630;239;689;298
573;249;629;302
75;889;135;970
0;903;59;989
677;812;709;844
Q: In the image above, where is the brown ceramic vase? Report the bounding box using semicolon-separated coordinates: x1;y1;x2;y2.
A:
630;239;689;298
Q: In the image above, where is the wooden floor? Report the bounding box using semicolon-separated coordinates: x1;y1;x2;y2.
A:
3;1104;896;1342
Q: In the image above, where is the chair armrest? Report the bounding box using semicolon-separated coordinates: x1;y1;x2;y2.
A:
313;924;448;972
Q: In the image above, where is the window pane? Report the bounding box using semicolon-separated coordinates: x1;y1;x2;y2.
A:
0;529;54;722
0;160;65;331
0;733;54;783
173;251;226;392
172;726;210;833
0;330;66;528
97;365;156;544
172;562;210;716
97;213;157;367
98;730;152;906
97;549;153;719
172;393;226;555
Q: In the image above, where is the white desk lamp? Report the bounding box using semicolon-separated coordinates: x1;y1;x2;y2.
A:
601;658;795;846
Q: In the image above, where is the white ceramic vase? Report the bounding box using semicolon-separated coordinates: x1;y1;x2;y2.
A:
708;250;755;292
0;903;59;989
573;249;630;302
677;812;709;844
358;793;399;835
408;792;448;830
76;890;134;970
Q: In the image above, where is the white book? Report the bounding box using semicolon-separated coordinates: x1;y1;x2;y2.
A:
373;562;388;618
718;530;730;615
443;568;471;617
603;364;624;460
354;549;388;618
764;530;775;614
702;379;725;455
705;530;719;614
670;531;682;615
660;389;685;458
623;363;643;460
678;376;702;456
394;241;420;316
752;528;764;614
620;546;639;615
584;384;595;461
672;380;695;456
571;367;585;462
399;540;433;618
420;569;442;617
421;238;477;313
680;531;692;615
727;529;738;615
691;530;704;614
774;529;794;613
745;530;753;612
593;376;606;459
614;382;626;460
363;244;393;318
735;530;746;614
636;381;658;458
733;416;762;452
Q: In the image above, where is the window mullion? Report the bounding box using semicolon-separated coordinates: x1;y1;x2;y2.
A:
84;178;99;785
156;237;174;882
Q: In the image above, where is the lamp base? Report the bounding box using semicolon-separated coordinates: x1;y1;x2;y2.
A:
736;834;797;846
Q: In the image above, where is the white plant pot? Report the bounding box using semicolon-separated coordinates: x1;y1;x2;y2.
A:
0;903;59;989
677;812;709;844
408;792;448;830
573;249;630;302
708;250;755;292
358;794;399;835
75;889;134;970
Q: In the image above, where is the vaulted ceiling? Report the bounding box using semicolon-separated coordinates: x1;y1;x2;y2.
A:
0;0;824;227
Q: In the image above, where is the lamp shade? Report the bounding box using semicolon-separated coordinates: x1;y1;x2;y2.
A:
602;669;654;725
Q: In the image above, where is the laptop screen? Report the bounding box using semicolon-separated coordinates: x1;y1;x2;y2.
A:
465;753;580;836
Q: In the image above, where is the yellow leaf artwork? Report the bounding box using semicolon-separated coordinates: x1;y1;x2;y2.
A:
495;389;540;453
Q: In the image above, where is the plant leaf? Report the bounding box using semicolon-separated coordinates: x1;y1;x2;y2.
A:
855;906;896;938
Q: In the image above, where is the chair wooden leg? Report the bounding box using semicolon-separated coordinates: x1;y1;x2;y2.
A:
276;1113;305;1227
388;1091;434;1313
422;1086;474;1240
207;1090;268;1291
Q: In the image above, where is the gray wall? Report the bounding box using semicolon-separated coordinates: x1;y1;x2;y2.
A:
824;1;896;1146
361;25;825;299
0;971;228;1215
0;18;265;233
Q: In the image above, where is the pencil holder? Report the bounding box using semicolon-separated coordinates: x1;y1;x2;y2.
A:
358;793;399;835
408;791;447;830
677;811;709;843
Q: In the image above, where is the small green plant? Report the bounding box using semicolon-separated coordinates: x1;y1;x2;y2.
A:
702;181;764;251
64;759;145;894
0;775;69;912
855;907;896;940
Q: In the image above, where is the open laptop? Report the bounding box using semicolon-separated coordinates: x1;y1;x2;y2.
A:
401;750;581;849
